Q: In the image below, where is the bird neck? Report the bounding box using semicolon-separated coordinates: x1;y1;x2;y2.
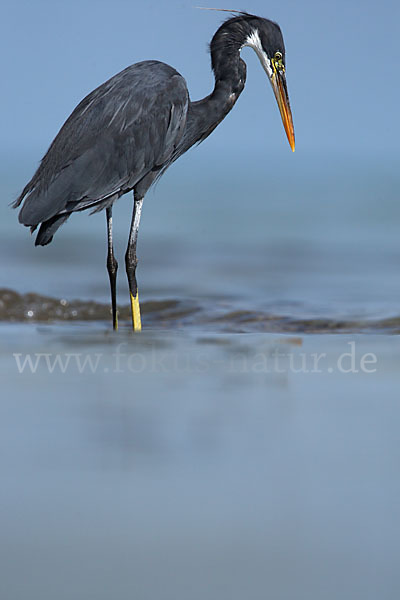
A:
210;55;247;104
210;20;249;91
176;17;260;155
178;48;247;154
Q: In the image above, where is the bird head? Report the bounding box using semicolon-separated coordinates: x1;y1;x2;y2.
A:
208;11;295;152
242;16;295;151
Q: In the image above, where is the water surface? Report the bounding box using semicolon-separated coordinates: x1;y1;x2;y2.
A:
1;153;400;599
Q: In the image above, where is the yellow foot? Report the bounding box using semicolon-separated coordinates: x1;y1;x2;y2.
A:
112;312;118;332
130;291;142;331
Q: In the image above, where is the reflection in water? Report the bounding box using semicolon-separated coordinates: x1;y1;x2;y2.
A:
1;325;400;600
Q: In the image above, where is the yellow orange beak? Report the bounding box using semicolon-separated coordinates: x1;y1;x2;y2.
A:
271;71;295;152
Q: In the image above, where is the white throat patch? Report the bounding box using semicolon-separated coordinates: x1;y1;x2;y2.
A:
242;29;273;79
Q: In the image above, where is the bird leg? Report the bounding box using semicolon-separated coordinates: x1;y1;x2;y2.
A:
106;207;118;330
125;192;143;331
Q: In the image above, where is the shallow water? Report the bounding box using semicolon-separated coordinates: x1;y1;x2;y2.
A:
4;154;400;323
2;324;400;599
2;153;400;599
2;288;400;334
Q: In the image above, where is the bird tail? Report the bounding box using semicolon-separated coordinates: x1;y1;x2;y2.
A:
34;213;71;246
12;177;38;210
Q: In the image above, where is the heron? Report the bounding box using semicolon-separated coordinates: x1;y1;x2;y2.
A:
14;11;295;331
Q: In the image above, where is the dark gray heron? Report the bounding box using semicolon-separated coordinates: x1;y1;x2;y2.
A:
14;11;295;331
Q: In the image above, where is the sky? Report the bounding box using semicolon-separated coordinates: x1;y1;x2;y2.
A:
1;0;399;168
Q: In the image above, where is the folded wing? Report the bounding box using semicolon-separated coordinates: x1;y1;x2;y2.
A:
15;60;189;228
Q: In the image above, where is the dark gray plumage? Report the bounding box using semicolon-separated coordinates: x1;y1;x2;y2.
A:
14;12;294;330
15;61;189;244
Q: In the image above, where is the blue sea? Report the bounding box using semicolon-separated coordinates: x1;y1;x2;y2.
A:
1;149;400;599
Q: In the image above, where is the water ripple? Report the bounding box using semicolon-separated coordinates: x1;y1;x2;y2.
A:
1;288;399;333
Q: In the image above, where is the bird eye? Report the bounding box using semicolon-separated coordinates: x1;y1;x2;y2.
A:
274;51;282;61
